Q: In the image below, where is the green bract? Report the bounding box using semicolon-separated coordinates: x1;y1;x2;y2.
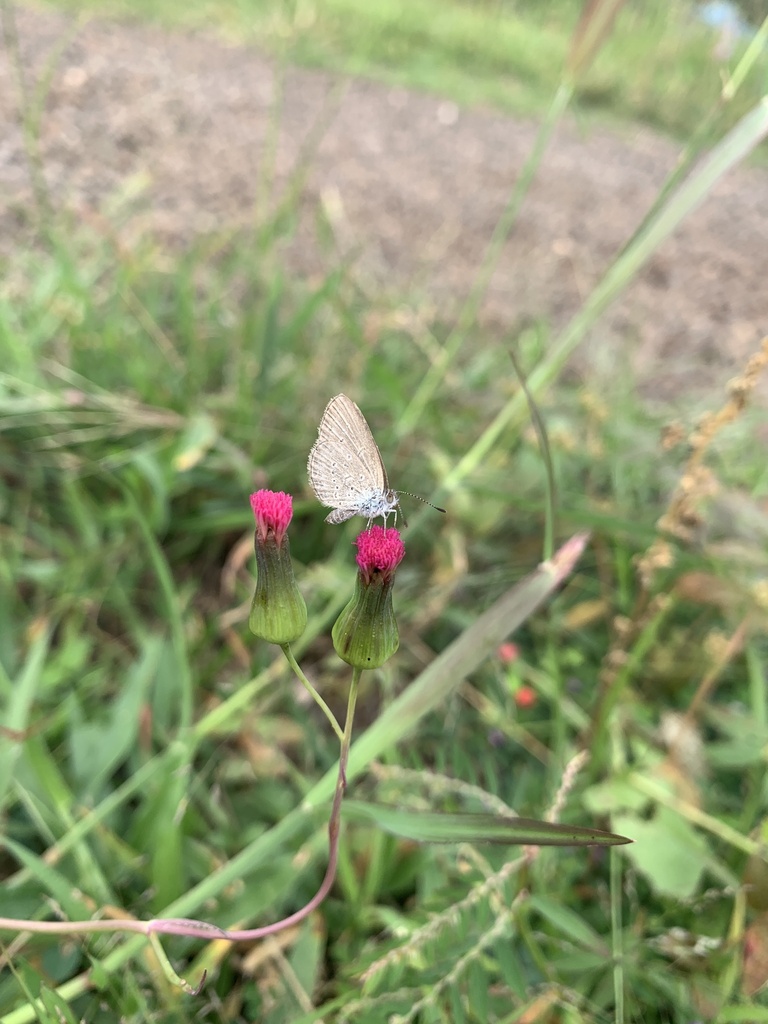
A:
249;533;307;645
332;570;399;669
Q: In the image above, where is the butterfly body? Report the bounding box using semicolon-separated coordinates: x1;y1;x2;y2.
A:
324;489;400;525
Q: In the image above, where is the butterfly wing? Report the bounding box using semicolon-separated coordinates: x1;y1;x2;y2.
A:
313;395;388;487
307;395;390;511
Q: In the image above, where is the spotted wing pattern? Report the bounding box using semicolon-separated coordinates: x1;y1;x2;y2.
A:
307;395;392;520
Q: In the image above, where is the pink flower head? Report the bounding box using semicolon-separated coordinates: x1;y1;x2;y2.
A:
498;642;519;665
514;685;537;710
250;489;293;547
333;526;403;667
355;526;405;584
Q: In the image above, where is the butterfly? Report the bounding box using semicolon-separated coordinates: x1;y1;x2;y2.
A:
307;394;444;527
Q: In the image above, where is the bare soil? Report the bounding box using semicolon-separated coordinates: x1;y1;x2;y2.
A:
2;4;767;403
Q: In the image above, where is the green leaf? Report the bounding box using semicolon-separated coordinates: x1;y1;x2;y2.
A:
289;919;325;1006
448;985;466;1024
148;769;187;910
467;959;488;1020
172;413;219;472
551;950;611;972
68;637;160;795
17;963;41;1000
40;986;79;1024
343;801;631;847
0;624;51;808
529;894;607;952
581;777;651;815
708;732;768;769
613;807;710;898
495;941;527;999
2;837;93;922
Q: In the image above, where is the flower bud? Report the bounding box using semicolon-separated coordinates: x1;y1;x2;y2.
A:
332;526;405;669
248;490;307;645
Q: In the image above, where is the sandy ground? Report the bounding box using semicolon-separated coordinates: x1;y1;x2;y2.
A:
2;4;767;404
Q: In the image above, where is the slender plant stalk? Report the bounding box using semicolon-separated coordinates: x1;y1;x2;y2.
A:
610;722;625;1024
610;846;624;1023
398;82;574;437
282;642;344;741
0;671;362;946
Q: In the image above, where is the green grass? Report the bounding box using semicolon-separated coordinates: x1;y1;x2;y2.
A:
2;0;768;1021
2;208;768;1022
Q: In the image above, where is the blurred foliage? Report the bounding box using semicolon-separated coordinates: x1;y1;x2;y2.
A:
1;0;768;1020
1;202;767;1021
37;0;768;145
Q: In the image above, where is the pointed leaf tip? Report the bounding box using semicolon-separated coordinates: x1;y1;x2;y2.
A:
343;802;631;847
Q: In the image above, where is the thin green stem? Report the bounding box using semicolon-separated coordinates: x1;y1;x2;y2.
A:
610;848;624;1024
0;670;363;946
398;81;573;437
282;643;344;742
610;719;625;1024
147;933;205;995
724;15;768;101
340;668;361;787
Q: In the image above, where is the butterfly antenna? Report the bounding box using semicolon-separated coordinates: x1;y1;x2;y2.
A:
397;491;446;514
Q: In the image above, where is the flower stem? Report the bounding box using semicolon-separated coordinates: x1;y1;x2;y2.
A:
281;642;344;742
0;671;363;947
149;667;362;941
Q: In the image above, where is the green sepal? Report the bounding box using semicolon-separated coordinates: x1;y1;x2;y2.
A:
332;572;399;669
249;534;307;645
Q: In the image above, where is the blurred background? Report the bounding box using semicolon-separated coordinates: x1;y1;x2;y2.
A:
1;0;768;1021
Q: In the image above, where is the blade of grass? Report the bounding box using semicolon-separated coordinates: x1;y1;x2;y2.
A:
342;802;630;846
0;624;50;809
1;838;96;922
119;482;193;736
14;738;114;906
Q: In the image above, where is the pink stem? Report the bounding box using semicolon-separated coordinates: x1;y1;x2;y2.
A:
0;672;360;944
